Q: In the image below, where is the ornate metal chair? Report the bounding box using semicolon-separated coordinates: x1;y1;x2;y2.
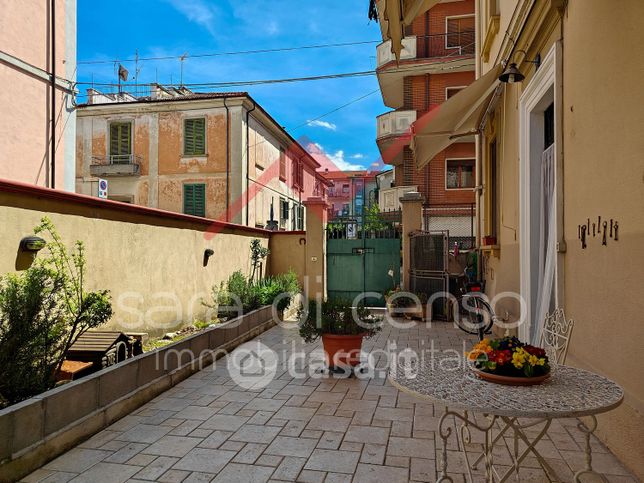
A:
539;307;575;366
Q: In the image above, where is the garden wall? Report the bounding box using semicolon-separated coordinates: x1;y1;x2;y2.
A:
0;179;271;335
0;305;275;482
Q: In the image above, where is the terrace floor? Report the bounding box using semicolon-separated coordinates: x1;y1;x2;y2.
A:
25;321;635;483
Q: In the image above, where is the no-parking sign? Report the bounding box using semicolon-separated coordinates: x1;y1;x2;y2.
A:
98;179;108;199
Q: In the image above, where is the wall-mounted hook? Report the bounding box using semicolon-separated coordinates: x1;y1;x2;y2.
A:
581;225;587;249
602;221;608;246
614;221;619;241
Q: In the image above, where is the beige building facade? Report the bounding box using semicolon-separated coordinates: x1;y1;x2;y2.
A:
470;0;644;477
0;0;77;190
76;87;326;229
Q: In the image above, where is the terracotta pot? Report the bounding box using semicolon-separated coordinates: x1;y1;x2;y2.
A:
473;368;551;386
321;333;365;368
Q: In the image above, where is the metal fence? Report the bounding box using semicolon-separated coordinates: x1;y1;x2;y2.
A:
418;31;475;59
422;203;475;250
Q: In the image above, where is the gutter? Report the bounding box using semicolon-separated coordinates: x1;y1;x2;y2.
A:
245;100;256;226
50;0;56;188
224;97;230;222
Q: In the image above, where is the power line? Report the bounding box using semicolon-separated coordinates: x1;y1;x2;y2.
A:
289;90;380;132
75;55;475;95
78;40;381;65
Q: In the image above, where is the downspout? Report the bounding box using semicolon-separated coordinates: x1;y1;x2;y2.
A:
245;100;256;226
224;97;230;221
50;0;56;189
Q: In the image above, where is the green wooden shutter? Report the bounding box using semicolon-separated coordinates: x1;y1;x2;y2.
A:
184;118;206;155
183;184;206;217
110;122;132;161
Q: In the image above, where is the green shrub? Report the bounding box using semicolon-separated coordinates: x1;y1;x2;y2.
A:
0;217;112;407
205;270;301;319
298;298;381;344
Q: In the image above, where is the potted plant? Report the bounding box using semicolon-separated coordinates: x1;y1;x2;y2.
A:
299;298;382;372
466;336;551;385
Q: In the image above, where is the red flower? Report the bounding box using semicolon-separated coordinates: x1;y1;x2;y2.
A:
489;349;512;366
524;345;546;358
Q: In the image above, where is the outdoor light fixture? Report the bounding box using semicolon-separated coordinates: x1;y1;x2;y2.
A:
203;249;214;267
19;236;46;253
499;51;541;83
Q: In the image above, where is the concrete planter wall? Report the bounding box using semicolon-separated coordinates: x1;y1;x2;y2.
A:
0;305;275;482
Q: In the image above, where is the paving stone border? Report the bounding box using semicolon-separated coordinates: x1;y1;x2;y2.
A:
0;305;276;482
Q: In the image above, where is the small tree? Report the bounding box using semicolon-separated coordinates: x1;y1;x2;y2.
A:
0;217;112;407
250;239;270;282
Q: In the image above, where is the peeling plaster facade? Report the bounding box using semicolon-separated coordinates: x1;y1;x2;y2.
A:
76;91;326;228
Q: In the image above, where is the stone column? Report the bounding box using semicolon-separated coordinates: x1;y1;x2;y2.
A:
303;196;328;300
400;191;424;290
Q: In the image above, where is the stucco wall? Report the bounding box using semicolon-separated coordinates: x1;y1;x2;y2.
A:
0;0;75;191
269;232;307;287
0;181;271;337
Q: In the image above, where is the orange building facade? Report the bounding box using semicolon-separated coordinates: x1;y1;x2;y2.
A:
76;86;328;229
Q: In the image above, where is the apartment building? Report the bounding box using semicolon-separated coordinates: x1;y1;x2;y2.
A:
374;0;476;232
76;86;328;229
0;0;77;190
322;170;377;220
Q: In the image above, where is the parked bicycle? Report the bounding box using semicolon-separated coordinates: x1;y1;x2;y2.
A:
450;269;495;340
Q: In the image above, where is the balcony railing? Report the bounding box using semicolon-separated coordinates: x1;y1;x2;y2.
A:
90;154;141;177
377;110;417;140
376;31;475;68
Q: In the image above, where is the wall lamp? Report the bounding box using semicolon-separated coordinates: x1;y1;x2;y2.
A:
499;51;541;83
203;249;214;267
20;236;47;253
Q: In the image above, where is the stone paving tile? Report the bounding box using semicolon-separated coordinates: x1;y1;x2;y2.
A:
229;424;281;444
304;449;360;474
67;462;141;483
28;323;637;483
139;435;200;458
264;436;319;458
211;463;274;482
353;463;409;482
43;448;112;473
172;448;237;474
271;456;307;480
133;456;179;480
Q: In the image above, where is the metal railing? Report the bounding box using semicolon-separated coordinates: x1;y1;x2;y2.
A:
418;31;475;59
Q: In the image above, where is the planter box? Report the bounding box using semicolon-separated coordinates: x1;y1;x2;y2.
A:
0;306;276;481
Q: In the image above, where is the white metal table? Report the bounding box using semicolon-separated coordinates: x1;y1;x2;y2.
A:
389;355;623;482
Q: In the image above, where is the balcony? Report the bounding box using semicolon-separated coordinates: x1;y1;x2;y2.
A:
376;32;476;109
376;110;416;165
376;110;416;140
90;154;141;177
376;36;417;68
379;185;418;212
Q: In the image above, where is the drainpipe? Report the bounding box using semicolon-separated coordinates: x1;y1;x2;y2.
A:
224;97;230;221
50;0;56;189
245;99;256;226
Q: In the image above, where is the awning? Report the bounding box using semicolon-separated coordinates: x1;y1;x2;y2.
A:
411;65;503;169
379;0;440;60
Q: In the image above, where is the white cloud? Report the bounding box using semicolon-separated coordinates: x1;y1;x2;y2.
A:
306;143;364;171
350;153;365;159
165;0;218;36
307;120;337;131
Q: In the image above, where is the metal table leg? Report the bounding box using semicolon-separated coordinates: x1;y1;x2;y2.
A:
573;415;608;483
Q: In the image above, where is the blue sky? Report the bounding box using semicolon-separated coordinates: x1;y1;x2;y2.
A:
77;0;387;171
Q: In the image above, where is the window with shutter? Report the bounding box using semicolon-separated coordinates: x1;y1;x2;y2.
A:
184;118;206;156
183;183;206;217
279;148;287;181
109;122;132;163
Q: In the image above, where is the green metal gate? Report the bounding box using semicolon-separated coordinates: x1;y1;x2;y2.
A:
326;217;401;307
